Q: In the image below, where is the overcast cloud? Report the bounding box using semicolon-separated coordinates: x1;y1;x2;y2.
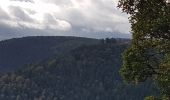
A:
0;0;131;40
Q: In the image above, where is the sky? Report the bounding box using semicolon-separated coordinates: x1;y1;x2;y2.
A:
0;0;131;41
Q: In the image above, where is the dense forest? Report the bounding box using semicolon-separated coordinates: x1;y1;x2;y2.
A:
0;36;99;72
0;36;158;100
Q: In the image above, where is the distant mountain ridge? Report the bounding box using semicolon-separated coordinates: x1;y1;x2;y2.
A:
0;36;99;72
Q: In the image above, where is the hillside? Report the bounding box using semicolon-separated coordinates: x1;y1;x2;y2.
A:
0;37;158;100
0;36;99;72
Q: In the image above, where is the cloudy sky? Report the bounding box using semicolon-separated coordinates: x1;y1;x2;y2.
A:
0;0;131;41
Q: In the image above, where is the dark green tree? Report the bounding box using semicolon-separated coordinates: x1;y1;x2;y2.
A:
118;0;170;99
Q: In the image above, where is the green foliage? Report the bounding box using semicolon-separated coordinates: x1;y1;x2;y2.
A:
145;95;169;100
118;0;170;99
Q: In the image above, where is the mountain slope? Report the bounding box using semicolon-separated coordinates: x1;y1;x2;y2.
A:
0;41;158;100
0;36;99;72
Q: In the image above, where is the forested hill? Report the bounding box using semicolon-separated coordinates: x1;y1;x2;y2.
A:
0;37;158;100
0;36;99;72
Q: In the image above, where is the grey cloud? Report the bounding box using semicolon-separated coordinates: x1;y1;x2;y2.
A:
91;0;117;12
0;7;10;20
65;25;131;39
66;9;86;26
64;4;129;34
10;0;34;3
43;0;73;6
26;9;36;15
0;23;57;41
9;6;33;22
43;13;57;24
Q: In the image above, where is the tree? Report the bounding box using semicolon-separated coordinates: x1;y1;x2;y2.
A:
118;0;170;99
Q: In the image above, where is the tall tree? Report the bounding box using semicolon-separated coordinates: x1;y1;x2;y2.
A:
118;0;170;99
